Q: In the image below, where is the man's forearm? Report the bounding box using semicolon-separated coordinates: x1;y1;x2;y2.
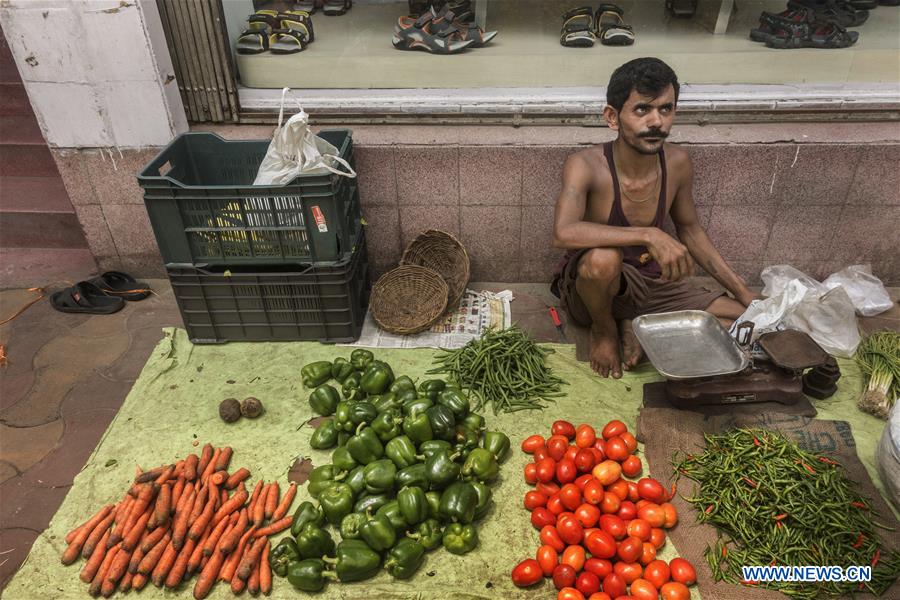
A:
554;222;654;251
679;225;753;301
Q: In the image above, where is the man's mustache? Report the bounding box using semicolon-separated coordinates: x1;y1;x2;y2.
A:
639;129;669;139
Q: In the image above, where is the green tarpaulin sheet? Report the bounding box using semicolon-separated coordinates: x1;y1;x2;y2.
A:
5;328;892;599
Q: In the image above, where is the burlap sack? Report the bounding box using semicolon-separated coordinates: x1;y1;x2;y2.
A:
636;408;900;600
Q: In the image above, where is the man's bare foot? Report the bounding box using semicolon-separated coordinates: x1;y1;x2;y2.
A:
590;318;623;379
619;319;643;371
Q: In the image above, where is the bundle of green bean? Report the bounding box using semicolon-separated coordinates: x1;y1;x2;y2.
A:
674;428;900;599
856;330;900;419
427;326;567;414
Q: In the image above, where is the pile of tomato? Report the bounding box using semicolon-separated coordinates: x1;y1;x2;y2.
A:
510;420;697;600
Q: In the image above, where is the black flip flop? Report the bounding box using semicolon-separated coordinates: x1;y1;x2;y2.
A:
50;282;125;314
88;271;151;301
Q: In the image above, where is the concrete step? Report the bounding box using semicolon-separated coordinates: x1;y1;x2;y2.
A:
0;83;34;117
0;144;57;177
0;211;88;249
0;176;74;213
0;114;45;145
0;247;97;289
0;29;19;84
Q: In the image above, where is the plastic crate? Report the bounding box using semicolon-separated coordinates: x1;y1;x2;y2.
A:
139;129;360;266
168;231;369;344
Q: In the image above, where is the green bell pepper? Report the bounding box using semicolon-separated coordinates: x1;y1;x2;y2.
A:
482;430;510;463
426;404;457;441
346;426;384;464
397;486;429;526
340;512;367;540
359;513;396;551
337;430;351;447
402;397;433;417
295;522;336;559
370;409;403;443
308;464;345;499
408;518;442;551
309;384;340;416
270;537;301;577
395;463;429;490
471;481;493;520
385;435;421;469
341;371;364;401
385;538;425;579
319;482;354;525
331;446;358;473
461;412;486;433
287;558;336;592
350;349;374;371
360;364;393;395
371;392;403;414
418;379;446;400
375;500;407;534
310;419;339;450
371;360;395;379
363;459;396;495
344;465;367;497
331;357;354;383
324;539;381;583
425;491;442;519
335;400;353;432
453;425;480;455
402;411;434;445
354;493;391;515
461;448;499;483
290;501;325;537
419;439;453;459
438;481;478;524
437;388;470;420
442;523;479;555
301;361;333;388
389;375;417;395
424;449;461;490
347;402;378;429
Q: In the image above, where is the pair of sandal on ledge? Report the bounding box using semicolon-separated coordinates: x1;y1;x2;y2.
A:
561;4;634;48
393;4;498;54
236;9;317;55
750;0;869;49
50;272;151;315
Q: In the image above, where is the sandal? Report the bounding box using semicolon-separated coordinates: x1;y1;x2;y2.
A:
759;12;858;48
431;7;497;47
596;4;635;46
50;282;125;315
750;9;808;43
393;9;476;53
270;10;314;54
787;0;868;27
323;0;352;16
561;7;596;48
88;271;151;301
235;10;279;54
666;0;698;17
295;0;317;14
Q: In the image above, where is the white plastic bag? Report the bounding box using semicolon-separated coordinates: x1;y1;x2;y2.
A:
761;264;824;298
253;88;356;185
822;264;893;317
875;401;900;510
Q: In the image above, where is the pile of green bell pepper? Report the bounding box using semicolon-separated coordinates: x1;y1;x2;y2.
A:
285;353;511;592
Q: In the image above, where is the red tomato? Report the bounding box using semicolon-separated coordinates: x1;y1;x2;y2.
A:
621;455;642;478
511;558;543;587
617;536;643;563
524;491;548;511
639;542;657;565
575;424;597;448
635;499;649;511
613;561;643;584
557;459;578;485
630;578;659;600
589;447;604;464
534;446;550;462
626;518;651;541
531;507;556;529
660;502;678;529
521;434;545;453
643;560;671;589
600;492;621;515
536;458;557;483
587;594;612;600
601;420;627;440
537;482;561;497
574;448;597;473
565;445;579;463
669;558;697;585
591;461;622;486
537;544;558;576
607;478;630;501
557;514;584;545
650;528;666;549
553;564;577;590
559;484;583;511
617;500;637;522
660;581;690;600
593;438;607;458
620;431;638;453
552;420;576;439
584;558;613;579
599;514;627;540
575;571;601;597
540;525;566;552
605;436;629;462
637;504;666;528
547;435;570;461
547;494;565;516
575;474;595;490
575;503;601;528
557;587;585;600
583;529;617;559
601;573;627;599
636;478;666;503
627;481;640;502
524;463;538;484
561;545;586;572
583;480;605;505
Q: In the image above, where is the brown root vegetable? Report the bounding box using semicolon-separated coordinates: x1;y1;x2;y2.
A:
240;397;263;418
218;398;242;423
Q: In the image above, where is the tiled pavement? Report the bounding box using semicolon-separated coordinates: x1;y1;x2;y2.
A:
0;278;898;591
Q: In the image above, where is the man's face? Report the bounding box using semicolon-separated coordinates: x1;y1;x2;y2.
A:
606;85;677;155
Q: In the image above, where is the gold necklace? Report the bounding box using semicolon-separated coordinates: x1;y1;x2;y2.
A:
614;146;661;205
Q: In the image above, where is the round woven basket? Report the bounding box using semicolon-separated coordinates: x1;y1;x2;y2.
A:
401;229;470;310
370;265;449;335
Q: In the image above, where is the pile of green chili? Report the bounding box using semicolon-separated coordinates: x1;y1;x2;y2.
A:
674;428;900;599
427;326;566;414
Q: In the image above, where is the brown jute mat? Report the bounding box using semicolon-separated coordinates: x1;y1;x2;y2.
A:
635;408;900;600
642;381;818;418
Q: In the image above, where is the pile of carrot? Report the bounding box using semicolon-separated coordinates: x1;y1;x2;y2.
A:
61;444;296;599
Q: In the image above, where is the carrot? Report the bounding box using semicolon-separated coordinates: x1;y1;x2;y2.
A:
138;532;171;575
221;526;255;582
122;510;151;551
200;448;220;482
105;542;132;586
152;482;171;529
120;570;134;593
189;491;217;542
172;488;195;550
133;572;148;590
214;447;233;472
246;480;264;516
128;543;145;575
185;453;199;481
188;527;210;575
188;484;209;528
210;470;227;487
252;516;292;538
176;481;195;515
221;488;228;506
81;511;115;559
253;484;267;526
259;540;272;596
193;548;224;600
225;468;251;490
237;537;267;581
135;465;167;484
89;542;120;597
171;477;186;513
272;483;297;521
165;538;196;588
248;555;261;595
116;484;154;546
203;517;231;557
80;529;111;582
264;482;279;520
219;509;248;555
151;540;178;587
230;573;246;594
141;524;167;553
153;464;175;489
213;483;248;526
66;505;112;545
197;444;214;477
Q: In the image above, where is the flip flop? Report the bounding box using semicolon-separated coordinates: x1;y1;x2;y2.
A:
88;271;152;301
50;282;125;315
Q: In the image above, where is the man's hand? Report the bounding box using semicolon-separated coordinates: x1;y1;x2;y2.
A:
646;229;694;282
736;289;764;308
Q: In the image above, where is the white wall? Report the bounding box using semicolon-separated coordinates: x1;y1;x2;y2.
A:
0;0;187;148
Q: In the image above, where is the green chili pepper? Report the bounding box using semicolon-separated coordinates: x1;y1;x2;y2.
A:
308;384;341;416
397;486;429;526
310;419;339;450
344;465;367;497
425;449;461;490
363;459;397;495
461;448;499;483
438;481;478;524
341;372;364;401
426;404;457;441
385;538;425;579
471;481;493;520
319;482;354;525
359;513;397;551
482;431;510;462
346;426;385;465
331;357;354;383
389;375;417;395
340;512;367;540
437;388;470;420
323;539;381;582
301;360;333;388
402;411;434;445
375;500;408;534
307;464;345;499
353;493;391;515
371;409;403;443
350;349;374;372
287;558;336;592
360;364;393;395
385;435;421;469
290;501;325;537
442;523;478;555
395;463;429;490
408;518;443;551
295;522;336;559
331;446;358;473
270;537;301;577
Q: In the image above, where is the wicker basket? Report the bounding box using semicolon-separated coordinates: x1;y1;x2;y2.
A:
401;230;470;310
370;265;449;335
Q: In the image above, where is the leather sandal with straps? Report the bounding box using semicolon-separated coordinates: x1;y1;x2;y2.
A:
561;7;596;47
323;0;352;16
596;4;635;46
393;8;475;53
430;6;497;47
235;10;280;54
757;11;858;48
270;10;315;54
